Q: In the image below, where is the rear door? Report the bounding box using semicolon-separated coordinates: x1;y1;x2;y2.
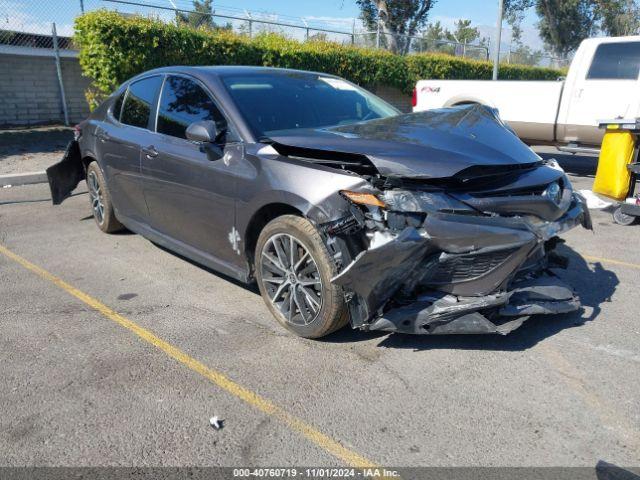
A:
97;75;163;223
141;74;242;262
561;41;640;145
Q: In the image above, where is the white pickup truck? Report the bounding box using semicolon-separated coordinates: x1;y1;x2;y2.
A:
413;36;640;153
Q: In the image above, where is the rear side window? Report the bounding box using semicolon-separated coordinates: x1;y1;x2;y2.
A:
121;76;162;129
587;42;640;80
157;75;225;139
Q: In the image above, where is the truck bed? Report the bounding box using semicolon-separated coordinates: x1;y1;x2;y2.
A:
414;80;565;143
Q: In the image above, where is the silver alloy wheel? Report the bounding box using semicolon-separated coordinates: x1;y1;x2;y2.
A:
87;170;105;225
260;233;323;326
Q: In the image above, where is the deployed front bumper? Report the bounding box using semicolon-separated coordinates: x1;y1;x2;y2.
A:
331;194;590;335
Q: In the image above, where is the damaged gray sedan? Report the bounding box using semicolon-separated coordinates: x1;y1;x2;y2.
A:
48;66;592;338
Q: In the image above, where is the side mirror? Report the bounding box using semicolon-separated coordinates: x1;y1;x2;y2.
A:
186;120;220;143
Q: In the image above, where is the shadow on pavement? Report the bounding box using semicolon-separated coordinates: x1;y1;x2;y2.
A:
325;245;618;351
595;460;640;480
152;241;261;295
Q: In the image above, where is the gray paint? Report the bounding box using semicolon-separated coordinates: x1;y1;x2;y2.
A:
48;66;591;335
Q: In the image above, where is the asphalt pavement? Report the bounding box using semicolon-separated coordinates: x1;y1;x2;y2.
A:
0;147;638;469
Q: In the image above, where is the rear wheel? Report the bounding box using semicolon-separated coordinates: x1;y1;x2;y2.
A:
255;215;349;338
86;161;124;233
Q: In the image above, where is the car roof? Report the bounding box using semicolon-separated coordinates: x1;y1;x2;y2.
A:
135;65;338;79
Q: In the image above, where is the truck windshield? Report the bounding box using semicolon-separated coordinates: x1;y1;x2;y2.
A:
221;72;399;138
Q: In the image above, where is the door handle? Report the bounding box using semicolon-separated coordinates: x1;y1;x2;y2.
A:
97;132;110;142
142;145;158;158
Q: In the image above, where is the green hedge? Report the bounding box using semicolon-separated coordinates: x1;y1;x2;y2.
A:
75;11;562;108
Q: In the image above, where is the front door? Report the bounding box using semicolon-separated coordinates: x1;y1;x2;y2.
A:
141;75;242;264
561;41;640;145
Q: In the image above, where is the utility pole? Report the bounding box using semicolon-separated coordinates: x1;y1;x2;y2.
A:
168;0;179;25
493;0;504;80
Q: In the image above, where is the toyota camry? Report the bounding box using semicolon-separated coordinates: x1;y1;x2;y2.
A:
47;66;591;338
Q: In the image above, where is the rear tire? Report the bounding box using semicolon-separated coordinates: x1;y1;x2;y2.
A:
255;215;349;338
86;161;124;233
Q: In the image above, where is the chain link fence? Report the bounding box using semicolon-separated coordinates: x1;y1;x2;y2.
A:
1;0;502;63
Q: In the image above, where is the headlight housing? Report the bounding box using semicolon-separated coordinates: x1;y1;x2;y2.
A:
382;190;475;214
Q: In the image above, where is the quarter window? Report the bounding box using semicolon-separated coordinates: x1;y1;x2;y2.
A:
587;42;640;80
112;90;126;121
157;76;226;140
121;76;162;129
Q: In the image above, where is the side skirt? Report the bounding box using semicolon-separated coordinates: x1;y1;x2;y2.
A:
117;214;251;284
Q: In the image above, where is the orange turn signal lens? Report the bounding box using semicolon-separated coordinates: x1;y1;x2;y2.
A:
341;191;386;208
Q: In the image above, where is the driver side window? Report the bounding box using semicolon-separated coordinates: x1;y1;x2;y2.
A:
157;75;232;141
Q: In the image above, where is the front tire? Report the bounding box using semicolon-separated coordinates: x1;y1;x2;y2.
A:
255;215;349;338
86;161;124;233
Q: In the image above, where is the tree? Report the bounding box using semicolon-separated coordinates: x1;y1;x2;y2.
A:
595;0;640;36
536;0;598;59
509;44;544;65
356;0;436;53
447;19;480;44
308;32;329;42
423;20;446;43
176;0;231;30
417;20;453;53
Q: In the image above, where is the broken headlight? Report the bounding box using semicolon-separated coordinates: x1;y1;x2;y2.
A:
382;190;475;214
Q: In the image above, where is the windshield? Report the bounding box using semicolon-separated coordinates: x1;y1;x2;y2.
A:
221;72;399;139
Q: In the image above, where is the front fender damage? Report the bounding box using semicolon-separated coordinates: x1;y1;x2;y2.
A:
322;192;590;335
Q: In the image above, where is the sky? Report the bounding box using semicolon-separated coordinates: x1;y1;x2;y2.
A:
3;0;544;50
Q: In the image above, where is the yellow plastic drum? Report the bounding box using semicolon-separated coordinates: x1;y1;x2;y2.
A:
593;130;636;201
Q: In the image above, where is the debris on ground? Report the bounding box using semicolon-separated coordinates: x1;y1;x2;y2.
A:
209;416;223;430
578;189;613;209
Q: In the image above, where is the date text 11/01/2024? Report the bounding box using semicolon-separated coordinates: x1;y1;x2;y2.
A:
232;468;400;478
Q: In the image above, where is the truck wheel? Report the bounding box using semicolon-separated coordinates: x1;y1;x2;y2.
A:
255;215;349;338
613;206;636;226
86;161;124;233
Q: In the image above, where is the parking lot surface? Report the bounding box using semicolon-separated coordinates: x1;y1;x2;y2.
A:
0;147;639;468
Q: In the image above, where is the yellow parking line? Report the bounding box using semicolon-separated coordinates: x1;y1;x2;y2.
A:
0;243;375;468
582;255;640;270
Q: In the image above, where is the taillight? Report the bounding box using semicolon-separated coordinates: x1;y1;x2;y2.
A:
411;87;417;108
73;124;82;141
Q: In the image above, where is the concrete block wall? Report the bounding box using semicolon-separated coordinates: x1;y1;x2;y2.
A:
0;51;91;127
0;50;411;127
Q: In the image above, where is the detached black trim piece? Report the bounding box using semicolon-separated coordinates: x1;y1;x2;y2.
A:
46;140;84;205
367;273;579;335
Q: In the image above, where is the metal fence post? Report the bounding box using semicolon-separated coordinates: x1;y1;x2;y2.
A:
376;18;380;49
52;23;69;126
351;19;355;45
243;10;253;38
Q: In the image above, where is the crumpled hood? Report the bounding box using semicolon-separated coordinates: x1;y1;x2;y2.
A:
268;104;542;179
